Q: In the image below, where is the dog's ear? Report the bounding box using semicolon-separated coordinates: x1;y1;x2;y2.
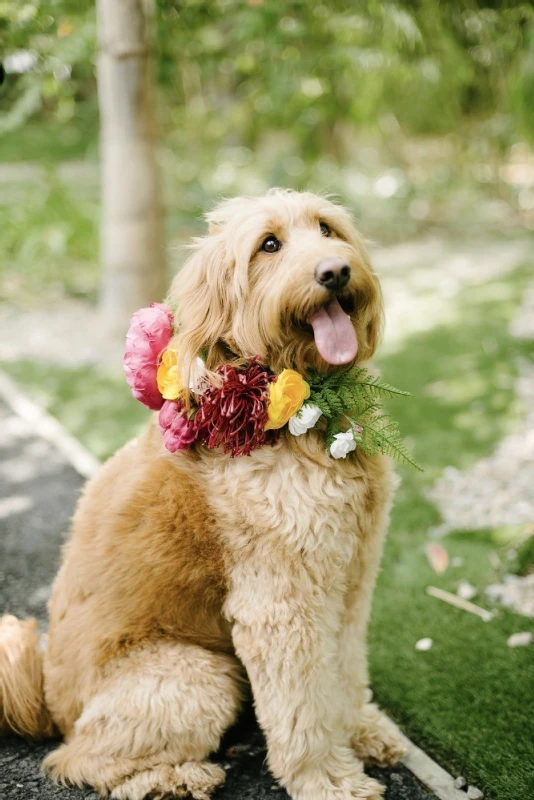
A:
356;270;384;362
341;220;384;363
169;235;234;398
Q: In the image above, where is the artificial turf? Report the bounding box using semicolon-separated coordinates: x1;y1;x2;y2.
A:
2;265;533;799
370;264;534;800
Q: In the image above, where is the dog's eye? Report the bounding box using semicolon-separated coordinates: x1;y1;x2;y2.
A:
261;235;282;254
319;221;331;237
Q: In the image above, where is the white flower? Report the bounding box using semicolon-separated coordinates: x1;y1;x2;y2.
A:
288;404;323;436
329;429;357;459
188;356;206;392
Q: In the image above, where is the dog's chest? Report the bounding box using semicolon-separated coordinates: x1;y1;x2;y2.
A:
202;444;370;578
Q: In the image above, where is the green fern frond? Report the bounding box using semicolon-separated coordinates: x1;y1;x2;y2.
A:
311;394;334;418
358;413;423;471
357;374;413;399
305;366;422;470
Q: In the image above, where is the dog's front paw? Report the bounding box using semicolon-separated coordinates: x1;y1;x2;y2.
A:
291;772;384;800
350;703;407;767
287;748;384;800
331;773;384;800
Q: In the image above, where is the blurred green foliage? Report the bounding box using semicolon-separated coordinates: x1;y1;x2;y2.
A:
0;168;99;302
156;1;534;159
2;1;534;306
3;1;534;149
0;0;96;135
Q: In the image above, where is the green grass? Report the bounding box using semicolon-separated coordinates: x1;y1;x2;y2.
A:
0;171;100;303
0;116;99;163
370;264;534;800
2;265;534;799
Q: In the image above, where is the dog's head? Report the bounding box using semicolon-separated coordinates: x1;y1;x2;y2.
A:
170;190;383;388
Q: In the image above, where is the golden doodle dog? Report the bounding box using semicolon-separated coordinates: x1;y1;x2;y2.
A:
0;190;406;800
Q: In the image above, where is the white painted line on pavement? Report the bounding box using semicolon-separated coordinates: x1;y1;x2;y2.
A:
0;369;99;478
401;738;468;800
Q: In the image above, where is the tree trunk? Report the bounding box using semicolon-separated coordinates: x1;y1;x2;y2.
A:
97;0;167;334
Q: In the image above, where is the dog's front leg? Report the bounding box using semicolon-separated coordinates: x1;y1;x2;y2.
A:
339;590;406;768
339;508;406;767
226;568;384;800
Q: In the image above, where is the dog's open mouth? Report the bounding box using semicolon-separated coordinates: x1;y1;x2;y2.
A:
310;297;358;365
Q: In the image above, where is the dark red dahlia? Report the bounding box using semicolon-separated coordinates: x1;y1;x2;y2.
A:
195;359;275;457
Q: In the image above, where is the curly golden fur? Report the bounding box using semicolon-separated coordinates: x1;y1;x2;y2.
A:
0;190;405;800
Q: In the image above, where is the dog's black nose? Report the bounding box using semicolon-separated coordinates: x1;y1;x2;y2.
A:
315;257;351;292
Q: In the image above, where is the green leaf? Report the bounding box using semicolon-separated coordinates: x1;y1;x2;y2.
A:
357;373;413;399
307;366;421;470
358;413;423;471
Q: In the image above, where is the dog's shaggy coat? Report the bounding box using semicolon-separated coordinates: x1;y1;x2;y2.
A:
0;190;405;800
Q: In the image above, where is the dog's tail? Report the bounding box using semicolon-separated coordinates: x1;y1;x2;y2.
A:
0;615;55;738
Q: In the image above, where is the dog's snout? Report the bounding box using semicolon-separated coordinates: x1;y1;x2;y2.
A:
314;257;351;292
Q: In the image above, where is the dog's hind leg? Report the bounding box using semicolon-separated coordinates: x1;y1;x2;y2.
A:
42;640;244;799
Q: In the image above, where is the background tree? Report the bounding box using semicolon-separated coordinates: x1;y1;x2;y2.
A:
96;0;166;332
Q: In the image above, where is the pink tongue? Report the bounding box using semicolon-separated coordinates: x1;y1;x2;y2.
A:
310;298;358;365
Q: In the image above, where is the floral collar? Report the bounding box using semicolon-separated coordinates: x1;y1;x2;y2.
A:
124;303;421;469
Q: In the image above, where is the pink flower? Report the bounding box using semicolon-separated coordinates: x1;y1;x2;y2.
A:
159;400;198;452
124;303;174;410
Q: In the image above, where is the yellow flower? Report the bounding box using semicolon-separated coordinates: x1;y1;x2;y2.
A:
265;369;310;431
157;348;183;400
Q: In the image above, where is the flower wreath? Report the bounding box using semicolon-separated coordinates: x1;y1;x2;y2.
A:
124;303;422;469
